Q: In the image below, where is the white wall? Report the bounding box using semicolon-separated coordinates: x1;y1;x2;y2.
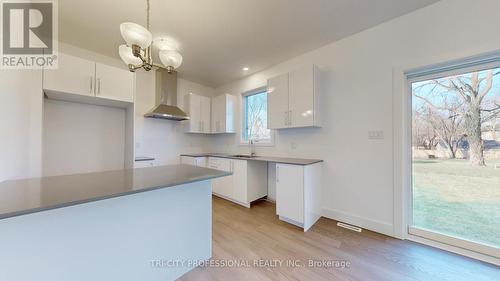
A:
0;70;43;182
134;72;216;165
42;99;126;176
212;0;500;236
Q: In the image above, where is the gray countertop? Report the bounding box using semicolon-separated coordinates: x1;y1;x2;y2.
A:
181;153;323;165
0;165;231;220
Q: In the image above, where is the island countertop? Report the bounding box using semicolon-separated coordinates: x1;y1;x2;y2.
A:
181;153;323;165
0;164;231;220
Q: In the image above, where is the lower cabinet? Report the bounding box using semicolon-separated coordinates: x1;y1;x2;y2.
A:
276;163;322;231
134;160;156;168
180;156;207;167
207;157;267;208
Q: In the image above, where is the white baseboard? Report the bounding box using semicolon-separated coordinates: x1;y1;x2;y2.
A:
322;208;394;237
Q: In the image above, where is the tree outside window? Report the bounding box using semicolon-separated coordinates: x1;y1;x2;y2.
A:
243;91;271;143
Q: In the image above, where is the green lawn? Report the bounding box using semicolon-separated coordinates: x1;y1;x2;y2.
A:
412;159;500;247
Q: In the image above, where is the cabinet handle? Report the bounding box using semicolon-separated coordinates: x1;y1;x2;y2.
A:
276;166;280;183
90;77;93;94
288;110;292;126
97;78;101;94
284;111;288;126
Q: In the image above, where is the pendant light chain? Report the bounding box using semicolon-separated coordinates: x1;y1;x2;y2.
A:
146;0;150;30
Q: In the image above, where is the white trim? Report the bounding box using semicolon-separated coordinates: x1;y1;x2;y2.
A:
409;227;500;259
407;233;500;266
242;86;267;97
322;207;394;237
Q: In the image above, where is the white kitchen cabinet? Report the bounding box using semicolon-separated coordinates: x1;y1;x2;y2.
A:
43;53;96;97
180;156;207;167
211;94;236;133
208;157;232;198
43;53;135;103
267;73;289;129
267;65;321;129
276;162;322;231
186;94;211;133
207;157;267;208
200;96;211;133
134;160;156;168
95;63;134;102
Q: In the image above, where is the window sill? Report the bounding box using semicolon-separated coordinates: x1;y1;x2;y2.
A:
238;142;275;147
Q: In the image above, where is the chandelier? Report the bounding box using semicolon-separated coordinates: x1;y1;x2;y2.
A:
118;0;182;73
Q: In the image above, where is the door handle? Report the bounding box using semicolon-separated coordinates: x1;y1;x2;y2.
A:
90;77;93;94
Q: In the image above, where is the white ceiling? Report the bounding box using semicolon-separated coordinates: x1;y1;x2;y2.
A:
59;0;439;87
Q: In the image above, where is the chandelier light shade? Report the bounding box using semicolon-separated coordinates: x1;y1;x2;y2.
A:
118;44;142;66
118;0;183;73
119;22;153;49
159;50;183;71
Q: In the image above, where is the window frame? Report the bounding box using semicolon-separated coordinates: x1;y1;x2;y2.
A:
240;87;275;146
405;53;500;259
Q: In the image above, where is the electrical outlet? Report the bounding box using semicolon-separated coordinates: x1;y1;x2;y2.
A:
368;130;384;140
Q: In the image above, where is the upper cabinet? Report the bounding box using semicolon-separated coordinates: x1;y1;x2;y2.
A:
267;65;321;129
211;94;236;134
186;93;211;133
43;53;135;103
95;63;134;102
43;53;96;97
267;73;289;129
185;93;236;134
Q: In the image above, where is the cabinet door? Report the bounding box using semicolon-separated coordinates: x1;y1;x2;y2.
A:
289;66;315;128
181;156;196;166
211;95;224;133
95;63;134;102
43;53;95;96
267;73;289;129
276;164;304;223
195;157;207;167
200;96;211;133
187;94;201;132
208;157;232;198
232;159;247;203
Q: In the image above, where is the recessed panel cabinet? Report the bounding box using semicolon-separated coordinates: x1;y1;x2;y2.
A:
267;65;321;129
43;53;135;103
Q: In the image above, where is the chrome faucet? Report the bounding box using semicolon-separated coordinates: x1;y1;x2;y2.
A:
250;140;257;157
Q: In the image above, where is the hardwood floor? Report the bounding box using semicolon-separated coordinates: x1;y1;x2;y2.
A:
178;196;499;281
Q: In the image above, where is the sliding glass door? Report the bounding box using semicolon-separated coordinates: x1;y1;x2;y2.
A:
409;62;500;257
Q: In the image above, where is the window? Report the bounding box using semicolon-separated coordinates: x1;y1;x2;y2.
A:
408;57;500;257
242;89;272;144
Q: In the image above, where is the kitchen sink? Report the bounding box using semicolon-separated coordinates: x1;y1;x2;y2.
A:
232;154;256;158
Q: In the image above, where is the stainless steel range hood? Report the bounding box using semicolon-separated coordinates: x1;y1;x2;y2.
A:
144;69;190;121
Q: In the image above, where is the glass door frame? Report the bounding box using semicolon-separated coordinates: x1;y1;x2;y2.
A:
405;57;500;260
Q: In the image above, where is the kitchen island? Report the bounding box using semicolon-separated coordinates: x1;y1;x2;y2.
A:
0;165;230;281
